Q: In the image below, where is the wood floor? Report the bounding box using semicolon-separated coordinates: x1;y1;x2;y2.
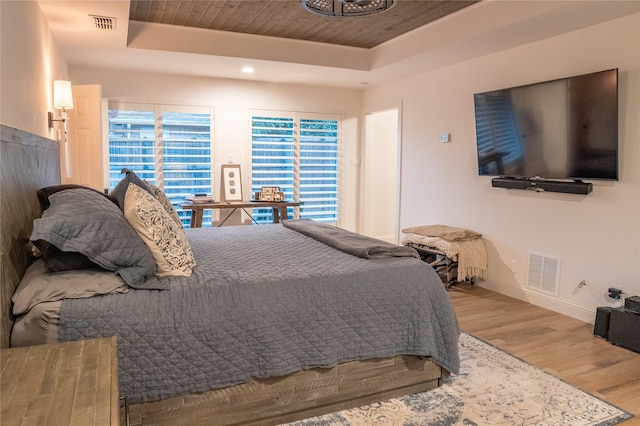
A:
448;283;640;425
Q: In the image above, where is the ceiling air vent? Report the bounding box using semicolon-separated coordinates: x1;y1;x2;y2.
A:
90;15;116;31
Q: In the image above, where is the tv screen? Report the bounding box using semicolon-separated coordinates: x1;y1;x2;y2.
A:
474;69;618;181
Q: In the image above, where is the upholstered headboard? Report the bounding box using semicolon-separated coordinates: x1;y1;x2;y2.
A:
0;124;60;348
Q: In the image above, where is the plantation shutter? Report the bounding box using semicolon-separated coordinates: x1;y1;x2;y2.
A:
251;110;340;224
160;108;212;203
108;103;213;227
108;106;156;185
250;113;295;223
298;115;339;222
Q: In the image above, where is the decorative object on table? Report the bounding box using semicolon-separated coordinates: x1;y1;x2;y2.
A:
221;164;243;202
287;333;632;426
254;186;285;202
185;194;215;204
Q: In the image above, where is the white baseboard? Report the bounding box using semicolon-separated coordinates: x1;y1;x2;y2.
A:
477;279;597;324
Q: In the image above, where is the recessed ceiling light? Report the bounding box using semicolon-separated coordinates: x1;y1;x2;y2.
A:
241;66;255;74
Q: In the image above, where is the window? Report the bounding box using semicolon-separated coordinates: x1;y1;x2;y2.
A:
108;103;213;227
251;111;339;224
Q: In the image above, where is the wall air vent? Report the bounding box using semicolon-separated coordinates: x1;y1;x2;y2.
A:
527;252;561;296
90;15;116;31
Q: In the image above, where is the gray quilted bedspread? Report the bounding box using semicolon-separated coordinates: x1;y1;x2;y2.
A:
59;224;460;404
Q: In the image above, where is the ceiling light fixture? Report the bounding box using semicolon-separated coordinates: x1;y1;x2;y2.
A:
241;66;255;74
301;0;396;17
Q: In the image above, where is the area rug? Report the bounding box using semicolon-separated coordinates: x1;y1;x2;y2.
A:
287;333;633;426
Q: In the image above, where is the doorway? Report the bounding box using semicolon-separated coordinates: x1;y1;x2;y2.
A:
362;107;400;243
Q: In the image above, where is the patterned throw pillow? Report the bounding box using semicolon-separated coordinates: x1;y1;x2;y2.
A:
124;183;196;277
143;180;184;229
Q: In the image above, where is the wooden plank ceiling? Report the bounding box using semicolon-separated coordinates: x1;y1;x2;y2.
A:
129;0;479;49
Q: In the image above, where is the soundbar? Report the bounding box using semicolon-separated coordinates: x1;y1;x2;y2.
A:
492;177;593;195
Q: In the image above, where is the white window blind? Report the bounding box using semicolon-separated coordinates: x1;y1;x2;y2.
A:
108;108;155;184
108;103;213;227
299;117;339;221
251;111;339;224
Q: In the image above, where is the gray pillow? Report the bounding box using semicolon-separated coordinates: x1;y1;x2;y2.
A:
30;188;166;290
12;260;128;315
110;168;154;212
33;240;98;272
35;184;118;272
37;184;117;211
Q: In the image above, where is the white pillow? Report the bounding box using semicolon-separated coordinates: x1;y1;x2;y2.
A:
124;183;196;277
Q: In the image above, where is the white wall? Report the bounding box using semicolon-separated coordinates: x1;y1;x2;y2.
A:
69;67;363;230
0;1;69;139
363;13;640;322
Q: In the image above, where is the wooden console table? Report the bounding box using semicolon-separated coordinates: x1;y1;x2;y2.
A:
181;200;300;228
1;337;120;426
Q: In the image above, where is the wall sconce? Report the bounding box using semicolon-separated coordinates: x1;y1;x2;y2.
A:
49;80;74;179
48;80;73;131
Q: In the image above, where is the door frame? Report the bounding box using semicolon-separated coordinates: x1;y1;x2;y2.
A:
361;100;403;243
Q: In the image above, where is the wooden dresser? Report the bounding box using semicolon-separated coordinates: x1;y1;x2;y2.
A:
1;337;119;426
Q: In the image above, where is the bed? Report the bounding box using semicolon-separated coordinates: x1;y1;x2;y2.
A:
1;126;460;425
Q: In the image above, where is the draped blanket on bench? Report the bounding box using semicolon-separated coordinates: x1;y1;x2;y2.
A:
401;224;488;282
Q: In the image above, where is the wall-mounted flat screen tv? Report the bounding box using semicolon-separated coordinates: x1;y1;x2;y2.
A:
474;68;618;181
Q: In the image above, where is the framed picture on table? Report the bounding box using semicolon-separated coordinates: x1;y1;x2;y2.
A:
221;164;243;202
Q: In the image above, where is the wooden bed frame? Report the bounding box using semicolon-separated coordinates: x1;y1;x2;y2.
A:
0;124;448;425
128;355;447;425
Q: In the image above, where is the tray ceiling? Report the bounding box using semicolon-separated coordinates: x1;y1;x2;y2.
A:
129;0;479;49
37;0;640;88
